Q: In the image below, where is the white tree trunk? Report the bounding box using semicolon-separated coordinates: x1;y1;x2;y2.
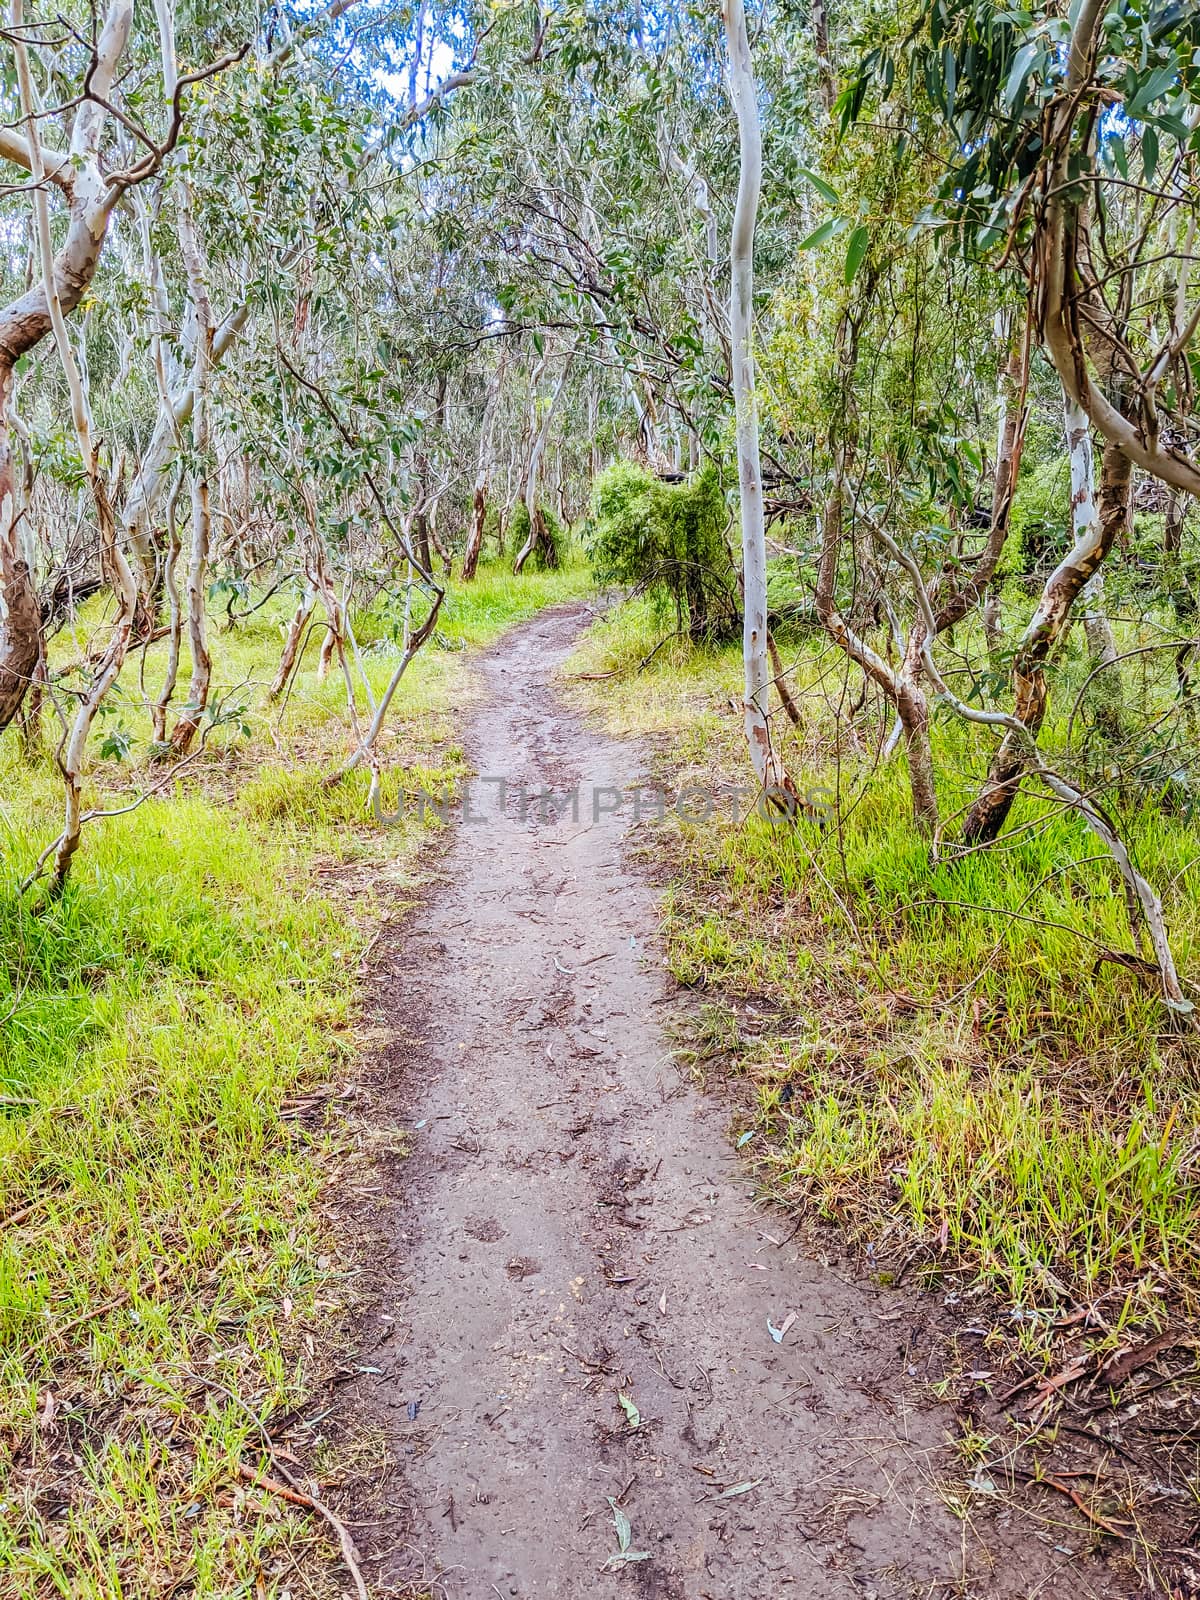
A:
1066;396;1121;734
722;0;794;806
514;352;571;574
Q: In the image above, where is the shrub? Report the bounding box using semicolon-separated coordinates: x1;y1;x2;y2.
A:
586;462;739;640
508;500;568;569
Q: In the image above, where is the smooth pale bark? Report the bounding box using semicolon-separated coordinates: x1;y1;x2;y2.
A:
722;0;795;808
170;470;213;755
1062;397;1122;740
127;0;307;595
1065;398;1099;576
0;0;133;734
167;161;217;755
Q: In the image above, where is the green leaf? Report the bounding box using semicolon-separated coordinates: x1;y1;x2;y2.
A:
797;164;839;207
797;216;842;251
1002;40;1039;111
1126;63;1177;117
844;224;870;284
736;1130;754;1148
618;1392;641;1430
604;1498;650;1564
1142;125;1159;185
611;1502;631;1552
942;45;957;120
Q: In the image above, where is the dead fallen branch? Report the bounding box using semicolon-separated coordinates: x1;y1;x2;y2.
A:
238;1462;368;1600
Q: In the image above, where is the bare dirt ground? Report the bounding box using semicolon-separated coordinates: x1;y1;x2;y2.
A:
338;604;1134;1600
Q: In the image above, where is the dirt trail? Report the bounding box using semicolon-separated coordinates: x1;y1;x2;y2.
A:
346;605;1124;1600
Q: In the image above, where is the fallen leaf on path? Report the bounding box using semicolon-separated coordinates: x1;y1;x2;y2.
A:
1032;1355;1090;1402
618;1392;641;1430
719;1479;763;1498
1099;1330;1193;1387
658;1289;667;1315
603;1497;650;1568
767;1312;797;1344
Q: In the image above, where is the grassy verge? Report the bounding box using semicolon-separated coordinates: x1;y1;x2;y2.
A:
0;559;589;1598
568;596;1200;1341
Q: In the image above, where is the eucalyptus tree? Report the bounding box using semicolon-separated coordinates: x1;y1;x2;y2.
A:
841;0;1200;842
0;0;476;883
0;0;256;884
722;0;797;803
0;0;189;735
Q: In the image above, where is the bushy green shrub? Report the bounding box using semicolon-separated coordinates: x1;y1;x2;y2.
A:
508;500;568;569
586;462;738;639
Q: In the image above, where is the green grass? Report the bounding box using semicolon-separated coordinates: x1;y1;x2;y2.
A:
569;590;1200;1339
0;556;590;1598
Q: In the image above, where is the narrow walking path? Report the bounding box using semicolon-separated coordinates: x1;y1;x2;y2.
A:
345;604;1124;1600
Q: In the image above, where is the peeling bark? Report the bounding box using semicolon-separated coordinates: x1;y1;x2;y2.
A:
150;467;185;745
269;588;316;702
962;398;1131;844
461;354;505;581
